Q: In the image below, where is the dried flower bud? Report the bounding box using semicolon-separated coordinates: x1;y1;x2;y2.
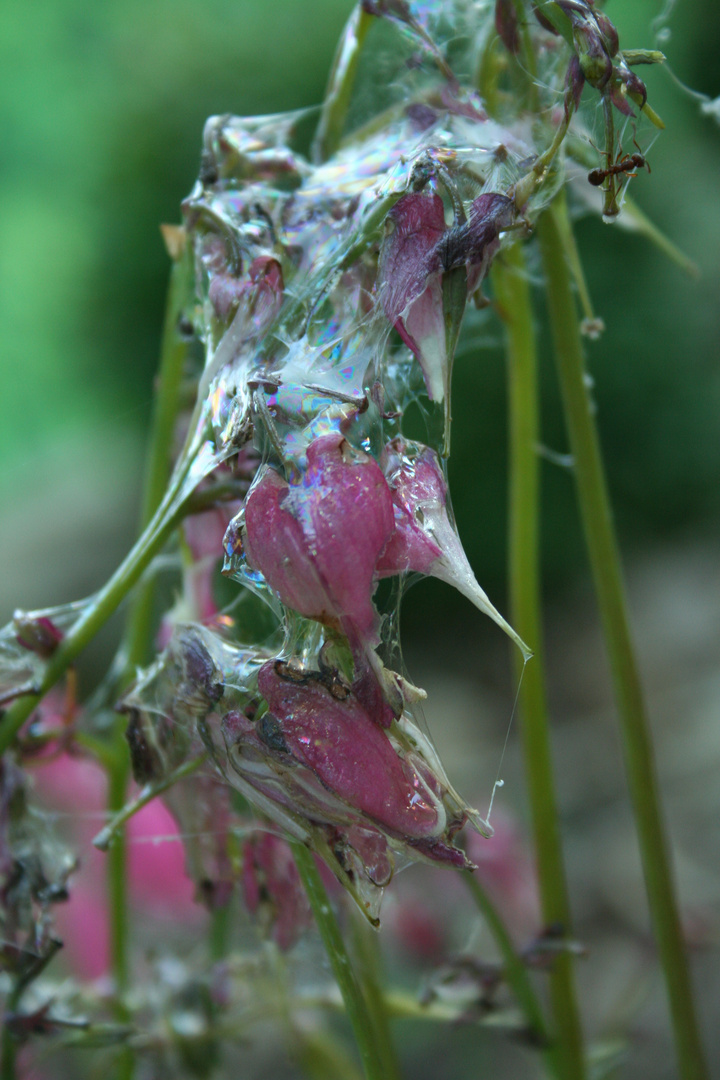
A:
595;12;619;57
495;0;520;54
533;5;559;34
379;191;449;401
564;55;585;120
209;254;283;327
379;192;514;403
13;613;63;659
573;23;612;90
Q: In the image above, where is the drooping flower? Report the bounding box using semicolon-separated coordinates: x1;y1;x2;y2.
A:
240;431;394;649
257;661;444;841
379;190;515;403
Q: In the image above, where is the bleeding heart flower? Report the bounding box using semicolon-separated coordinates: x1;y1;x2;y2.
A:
241;431;394;648
258;661;444;840
379;191;514;404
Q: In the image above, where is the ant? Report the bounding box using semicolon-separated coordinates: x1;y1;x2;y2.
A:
587;137;650;188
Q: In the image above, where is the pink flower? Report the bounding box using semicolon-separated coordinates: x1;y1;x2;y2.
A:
35;752;199;980
465;811;540;941
379;191;514;403
242;432;394;649
258;661;445;843
241;832;311;950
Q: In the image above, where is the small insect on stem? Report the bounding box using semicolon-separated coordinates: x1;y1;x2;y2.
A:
588;138;651;188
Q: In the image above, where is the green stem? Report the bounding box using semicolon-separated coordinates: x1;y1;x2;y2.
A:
492;243;586;1080
107;741;131;995
106;729;134;1080
538;197;709;1080
463;873;550;1053
291;842;386;1080
350;913;402;1080
312;5;374;163
122;242;193;672
0;985;20;1080
93;755;206;851
601;97;618;220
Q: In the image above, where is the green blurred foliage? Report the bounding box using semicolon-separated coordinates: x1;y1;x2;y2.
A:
0;0;718;633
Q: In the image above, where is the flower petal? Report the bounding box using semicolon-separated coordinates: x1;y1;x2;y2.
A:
378;439;531;658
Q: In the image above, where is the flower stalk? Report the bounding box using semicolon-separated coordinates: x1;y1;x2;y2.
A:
492;241;586;1080
538;195;709;1080
290;842;386;1080
463;872;550;1055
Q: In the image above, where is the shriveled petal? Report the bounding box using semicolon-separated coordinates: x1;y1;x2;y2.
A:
378;439;531;658
379;192;449;401
242;832;311;950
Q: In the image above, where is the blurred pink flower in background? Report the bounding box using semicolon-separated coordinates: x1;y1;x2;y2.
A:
34;752;200;981
387;807;540;965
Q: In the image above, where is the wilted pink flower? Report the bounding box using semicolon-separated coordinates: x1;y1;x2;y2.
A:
209;255;284;328
379;191;448;402
379;191;514;403
241;831;311;950
242;431;394;649
258;661;445;843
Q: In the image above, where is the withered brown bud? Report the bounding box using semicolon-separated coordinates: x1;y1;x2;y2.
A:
495;0;520;54
124;707;164;785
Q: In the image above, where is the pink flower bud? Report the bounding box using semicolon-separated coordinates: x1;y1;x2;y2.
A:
14;615;63;659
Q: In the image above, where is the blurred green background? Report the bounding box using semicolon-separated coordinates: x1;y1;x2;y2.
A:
1;4;719;1076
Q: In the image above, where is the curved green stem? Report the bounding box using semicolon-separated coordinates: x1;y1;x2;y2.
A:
291;842;387;1080
463;873;550;1054
493;243;586;1080
122;241;193;672
538;196;709;1080
0;456;195;756
313;5;374;163
105;724;134;1080
350;913;402;1080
